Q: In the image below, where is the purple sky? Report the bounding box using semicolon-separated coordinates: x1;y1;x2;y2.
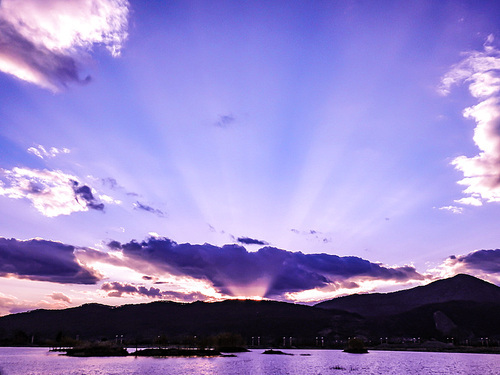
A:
0;0;499;315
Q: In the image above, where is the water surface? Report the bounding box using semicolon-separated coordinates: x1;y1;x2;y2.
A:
0;347;498;374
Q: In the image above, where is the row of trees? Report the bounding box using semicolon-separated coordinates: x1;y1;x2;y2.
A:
1;328;498;349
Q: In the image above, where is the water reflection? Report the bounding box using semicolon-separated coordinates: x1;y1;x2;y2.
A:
0;347;499;375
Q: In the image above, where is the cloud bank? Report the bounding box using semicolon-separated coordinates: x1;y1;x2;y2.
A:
441;35;500;206
4;235;498;307
0;0;129;91
0;167;104;217
108;237;424;298
0;237;100;284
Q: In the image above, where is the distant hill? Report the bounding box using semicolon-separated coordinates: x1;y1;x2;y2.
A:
0;299;361;346
315;274;500;317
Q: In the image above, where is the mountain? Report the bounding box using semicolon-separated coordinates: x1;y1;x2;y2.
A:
363;300;500;340
315;274;500;317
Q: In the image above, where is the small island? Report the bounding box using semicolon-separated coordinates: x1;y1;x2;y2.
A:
343;338;368;354
262;349;293;355
64;342;128;357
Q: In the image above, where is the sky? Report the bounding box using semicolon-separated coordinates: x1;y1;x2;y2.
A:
0;0;500;316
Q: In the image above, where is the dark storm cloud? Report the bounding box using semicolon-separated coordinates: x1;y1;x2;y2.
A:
134;201;165;217
101;281;209;302
113;237;423;298
107;240;122;250
0;238;101;284
448;249;500;273
0;20;90;91
237;237;269;246
290;228;332;244
72;182;105;211
101;282;162;298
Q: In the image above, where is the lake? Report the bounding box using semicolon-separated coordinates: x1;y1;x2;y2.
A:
0;347;498;375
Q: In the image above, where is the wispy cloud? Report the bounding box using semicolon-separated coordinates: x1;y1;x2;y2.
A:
0;0;129;91
133;201;165;217
0;237;101;284
106;237;423;299
27;145;70;159
290;229;332;244
441;35;500;206
214;114;236;128
0;167;105;217
438;205;463;214
49;292;71;303
237;237;269;246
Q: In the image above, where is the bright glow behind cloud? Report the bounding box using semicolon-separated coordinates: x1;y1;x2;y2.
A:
0;0;129;55
0;0;129;90
432;248;500;286
0;167;104;217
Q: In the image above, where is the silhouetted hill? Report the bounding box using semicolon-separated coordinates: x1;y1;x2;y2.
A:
315;274;500;317
364;300;500;341
0;299;362;345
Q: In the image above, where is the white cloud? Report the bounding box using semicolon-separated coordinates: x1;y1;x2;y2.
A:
0;0;129;90
27;145;70;159
454;196;482;206
441;35;500;205
438;205;463;214
98;194;121;205
0;167;103;217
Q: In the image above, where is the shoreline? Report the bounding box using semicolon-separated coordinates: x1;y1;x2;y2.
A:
1;345;499;355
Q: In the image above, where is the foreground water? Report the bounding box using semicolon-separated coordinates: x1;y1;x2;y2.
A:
0;347;498;375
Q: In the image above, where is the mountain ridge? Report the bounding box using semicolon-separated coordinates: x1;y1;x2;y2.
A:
314;273;500;317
